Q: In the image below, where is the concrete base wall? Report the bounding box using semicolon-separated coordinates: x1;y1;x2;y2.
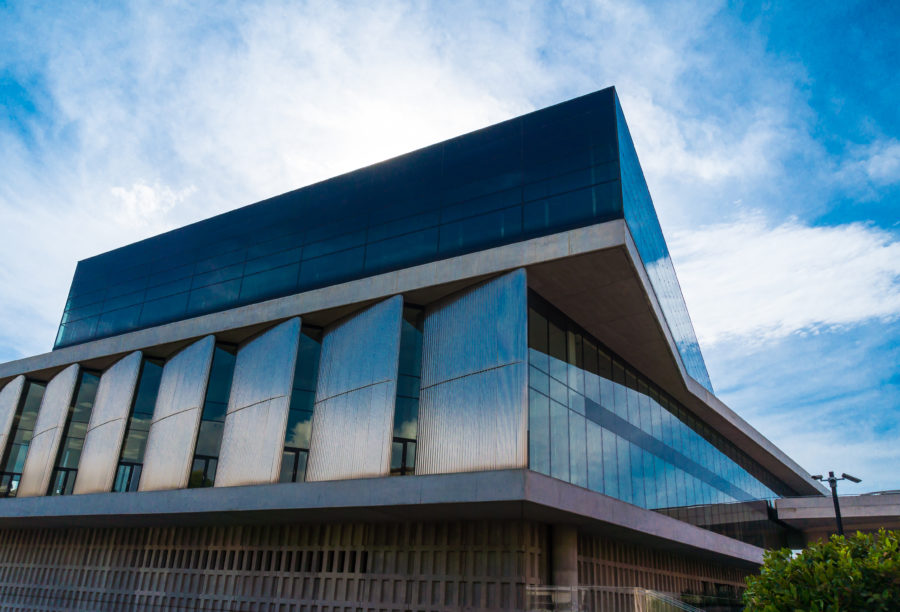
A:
0;519;754;611
578;532;749;609
0;520;548;611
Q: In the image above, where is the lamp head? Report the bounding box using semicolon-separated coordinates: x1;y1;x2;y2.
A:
811;475;823;480
842;473;862;483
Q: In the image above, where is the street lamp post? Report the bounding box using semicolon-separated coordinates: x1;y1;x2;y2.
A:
811;471;862;536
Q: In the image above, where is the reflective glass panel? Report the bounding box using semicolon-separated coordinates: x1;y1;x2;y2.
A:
188;344;236;488
0;381;46;497
280;326;322;483
49;370;101;496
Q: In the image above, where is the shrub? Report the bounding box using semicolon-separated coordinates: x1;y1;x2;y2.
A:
743;529;900;611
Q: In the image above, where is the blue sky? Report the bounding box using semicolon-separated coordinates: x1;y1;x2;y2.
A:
1;1;897;492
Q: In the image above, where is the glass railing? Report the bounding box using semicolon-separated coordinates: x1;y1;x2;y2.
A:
526;586;708;612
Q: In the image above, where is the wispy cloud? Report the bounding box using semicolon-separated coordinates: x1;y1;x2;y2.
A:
836;138;900;193
670;212;900;345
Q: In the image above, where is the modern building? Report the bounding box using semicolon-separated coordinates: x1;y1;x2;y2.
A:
0;87;827;611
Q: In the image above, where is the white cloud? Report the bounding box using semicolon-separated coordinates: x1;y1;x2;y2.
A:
837;138;900;191
669;212;900;345
110;181;196;229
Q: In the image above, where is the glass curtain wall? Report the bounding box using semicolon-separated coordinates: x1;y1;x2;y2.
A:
391;306;424;476
280;326;322;483
527;292;792;542
189;344;236;488
113;357;164;492
49;370;101;495
0;381;46;497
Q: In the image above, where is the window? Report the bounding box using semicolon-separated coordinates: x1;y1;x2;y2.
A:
113;357;164;493
279;327;322;483
188;344;236;488
49;370;101;495
0;381;46;497
390;306;424;476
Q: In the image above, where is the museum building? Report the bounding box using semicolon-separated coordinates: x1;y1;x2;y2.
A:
0;87;825;611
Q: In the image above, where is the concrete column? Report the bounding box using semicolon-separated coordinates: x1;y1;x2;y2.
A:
551;524;579;587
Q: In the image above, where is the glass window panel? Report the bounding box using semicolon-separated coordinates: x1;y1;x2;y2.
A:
96;306;142;337
522;186;599;234
139;293;189;327
584;371;600;405
440;187;521;223
529;366;549;396
615;434;632;505
189;345;236;488
642;450;657;509
629;443;645;508
586;420;604;494
145;276;192;302
304;230;367;260
194;420;225;457
601;427;619;500
239;264;299;302
583;338;599;374
528;308;549;355
298;247;365;290
653;454;668;509
528;391;550;476
192;263;244;290
612;362;627;420
366;211;440;243
187;279;241;315
437;206;522;256
567;389;585;416
243;248;302;276
549;400;569;482
547;321;567;383
364;228;439;274
569;413;587;488
49;370;100;495
549;377;568;406
667;459;680;507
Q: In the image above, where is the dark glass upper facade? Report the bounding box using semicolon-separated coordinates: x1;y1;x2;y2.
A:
55;87;712;392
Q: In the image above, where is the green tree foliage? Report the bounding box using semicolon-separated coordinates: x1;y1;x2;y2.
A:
744;529;900;611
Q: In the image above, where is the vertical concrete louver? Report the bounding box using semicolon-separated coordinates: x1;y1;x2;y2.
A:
216;318;301;487
17;364;81;497
139;336;215;492
73;351;143;495
0;375;26;463
416;269;528;475
306;296;403;481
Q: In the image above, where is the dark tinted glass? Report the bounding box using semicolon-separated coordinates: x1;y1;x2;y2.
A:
0;381;46;497
188;344;236;488
280;326;322;483
391;306;424;476
114;357;163;493
56;88;624;349
49;370;101;496
615;99;713;392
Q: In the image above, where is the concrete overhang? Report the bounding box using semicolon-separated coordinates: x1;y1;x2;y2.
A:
0;220;824;497
776;493;900;540
0;469;763;567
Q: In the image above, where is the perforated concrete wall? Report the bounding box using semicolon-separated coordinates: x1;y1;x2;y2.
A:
0;520;548;611
577;533;749;610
